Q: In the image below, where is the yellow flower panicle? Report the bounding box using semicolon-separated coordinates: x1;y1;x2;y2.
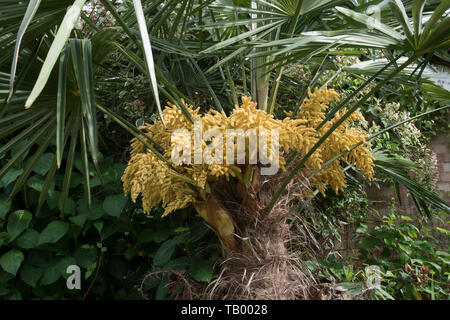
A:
293;87;375;196
122;88;375;216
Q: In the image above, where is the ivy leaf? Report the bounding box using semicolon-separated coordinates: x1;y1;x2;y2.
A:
77;198;104;221
15;229;39;249
58;257;77;280
20;263;43;287
163;257;190;270
1;168;23;187
153;239;176;266
7;210;32;241
0;268;15;282
188;258;214;282
38;221;69;245
39;259;60;285
153;228;172;243
40;257;76;285
0;195;11;220
32;153;54;175
26;175;45;192
155;282;168;300
73;245;97;269
103;194;127;217
69;212;88;228
0;249;24;275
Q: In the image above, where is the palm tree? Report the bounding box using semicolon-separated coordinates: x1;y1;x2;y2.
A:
1;0;449;299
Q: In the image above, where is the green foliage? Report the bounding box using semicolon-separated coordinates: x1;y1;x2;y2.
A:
306;194;449;300
0;146;219;299
0;0;449;300
355;208;449;300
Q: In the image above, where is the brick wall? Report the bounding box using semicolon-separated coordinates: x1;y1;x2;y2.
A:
431;133;450;203
365;132;450;216
339;132;450;256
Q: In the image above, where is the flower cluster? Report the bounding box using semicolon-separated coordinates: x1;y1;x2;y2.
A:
290;87;375;195
122;88;375;216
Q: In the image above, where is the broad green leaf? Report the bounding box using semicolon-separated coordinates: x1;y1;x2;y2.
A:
15;229;39;249
73;245;97;269
39;257;76;284
69;212;88;227
0;195;11;220
0;249;24;276
103;194;127;217
20;263;43;288
0;268;15;283
153;239;176;266
26;175;45;192
25;0;87;108
31;153;54;175
155;282;168;300
58;257;78;280
38;221;69;245
93;221;103;235
39;259;60;285
7;210;32;242
163;257;190;270
77;198;104;220
153;228;172;243
60;198;76;215
377;288;395;300
1;168;24;188
188;258;214;282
